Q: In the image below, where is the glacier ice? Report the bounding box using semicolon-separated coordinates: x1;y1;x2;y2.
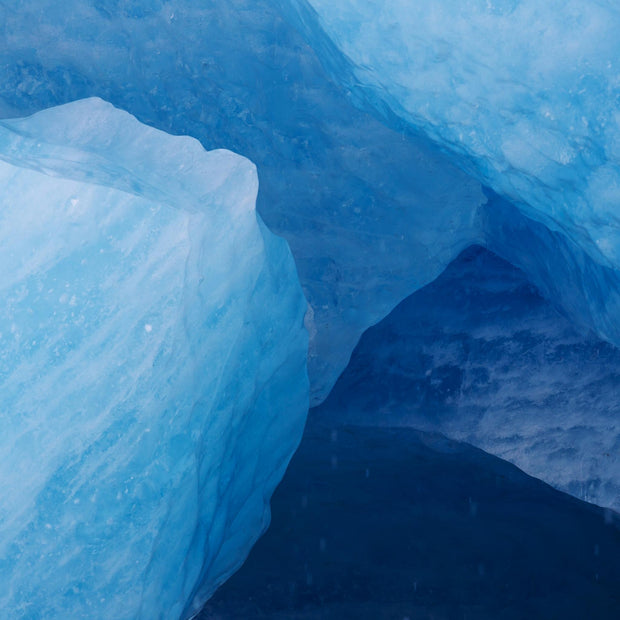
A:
2;3;620;395
281;0;620;511
0;98;308;619
4;0;620;413
300;0;620;336
1;1;620;614
0;0;486;403
303;0;620;262
314;245;620;511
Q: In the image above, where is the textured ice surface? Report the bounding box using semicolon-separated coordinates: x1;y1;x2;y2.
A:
2;7;620;612
0;98;308;619
299;0;620;368
4;2;620;406
304;0;620;266
0;0;486;403
481;192;620;349
315;246;620;510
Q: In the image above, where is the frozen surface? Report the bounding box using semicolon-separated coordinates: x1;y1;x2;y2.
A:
1;4;620;614
0;0;486;403
304;0;620;268
3;1;620;407
315;246;620;511
0;98;308;619
299;0;620;365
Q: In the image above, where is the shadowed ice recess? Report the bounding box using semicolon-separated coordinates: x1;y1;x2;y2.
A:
315;246;620;511
202;423;620;620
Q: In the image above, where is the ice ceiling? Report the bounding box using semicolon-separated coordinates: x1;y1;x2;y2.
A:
0;0;619;618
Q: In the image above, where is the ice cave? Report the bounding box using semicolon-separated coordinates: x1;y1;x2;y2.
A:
0;1;619;618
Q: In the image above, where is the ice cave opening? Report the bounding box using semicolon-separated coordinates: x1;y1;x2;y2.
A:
314;242;620;511
2;1;620;617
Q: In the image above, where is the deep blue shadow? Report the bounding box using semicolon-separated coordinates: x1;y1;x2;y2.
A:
200;422;620;619
200;245;620;619
315;245;620;510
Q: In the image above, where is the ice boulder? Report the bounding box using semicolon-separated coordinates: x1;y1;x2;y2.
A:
0;98;309;619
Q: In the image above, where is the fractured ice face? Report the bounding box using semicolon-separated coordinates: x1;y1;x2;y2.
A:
0;98;308;619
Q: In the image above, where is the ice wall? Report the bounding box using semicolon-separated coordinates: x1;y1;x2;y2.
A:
314;245;620;511
302;0;620;285
286;0;620;510
0;0;486;403
0;0;618;586
3;1;619;404
0;98;308;619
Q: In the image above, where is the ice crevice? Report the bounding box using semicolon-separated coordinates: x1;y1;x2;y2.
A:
279;0;620;512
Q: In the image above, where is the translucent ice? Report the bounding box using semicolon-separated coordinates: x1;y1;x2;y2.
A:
0;98;308;619
4;1;620;403
1;0;619;575
0;0;486;403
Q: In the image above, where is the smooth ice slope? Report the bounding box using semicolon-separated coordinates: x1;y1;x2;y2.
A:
0;0;486;403
0;98;308;619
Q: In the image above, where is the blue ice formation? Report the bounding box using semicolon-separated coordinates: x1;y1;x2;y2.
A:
0;0;486;403
2;3;620;393
0;98;308;619
304;0;620;262
1;1;620;615
314;246;620;511
299;0;620;335
3;0;619;411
